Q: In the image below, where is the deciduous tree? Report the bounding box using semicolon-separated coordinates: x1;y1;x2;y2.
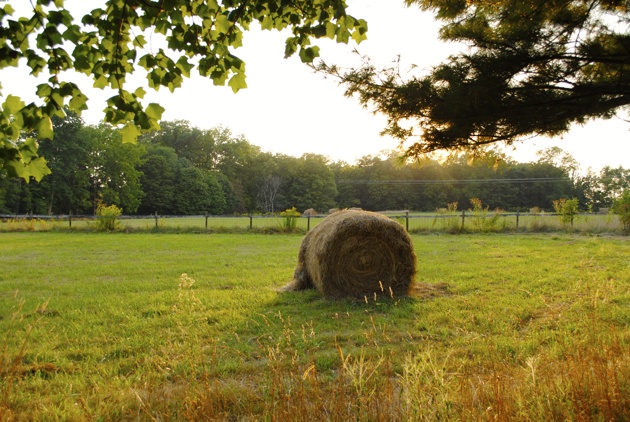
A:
258;175;282;214
137;146;178;214
596;165;630;206
38;111;91;214
83;124;146;213
173;162;226;215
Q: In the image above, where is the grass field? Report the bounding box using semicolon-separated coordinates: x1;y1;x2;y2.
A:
1;211;625;234
1;232;629;420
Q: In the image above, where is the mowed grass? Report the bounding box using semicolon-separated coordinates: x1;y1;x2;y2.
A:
1;232;629;421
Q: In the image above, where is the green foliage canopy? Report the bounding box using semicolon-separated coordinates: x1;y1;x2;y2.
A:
85;124;146;214
612;190;630;232
39;112;92;214
0;0;367;181
137;146;178;215
321;0;630;158
3;116;626;216
286;153;338;212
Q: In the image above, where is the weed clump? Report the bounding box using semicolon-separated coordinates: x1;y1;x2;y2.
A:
95;204;122;231
280;207;300;231
469;197;505;232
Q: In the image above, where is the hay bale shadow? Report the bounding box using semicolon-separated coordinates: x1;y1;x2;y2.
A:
408;282;452;299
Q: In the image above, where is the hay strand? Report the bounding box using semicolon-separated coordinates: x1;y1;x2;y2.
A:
284;210;417;299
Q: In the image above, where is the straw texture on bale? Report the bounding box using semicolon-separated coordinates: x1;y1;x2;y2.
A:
284;210;417;299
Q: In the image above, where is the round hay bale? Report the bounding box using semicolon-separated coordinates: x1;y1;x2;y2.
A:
284;209;417;299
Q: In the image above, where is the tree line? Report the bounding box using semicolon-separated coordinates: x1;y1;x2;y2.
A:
0;116;628;216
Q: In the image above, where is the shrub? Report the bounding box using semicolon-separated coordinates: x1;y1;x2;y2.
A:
96;204;122;231
433;202;460;232
612;191;630;234
280;207;300;231
469;198;504;232
552;198;579;226
4;218;49;232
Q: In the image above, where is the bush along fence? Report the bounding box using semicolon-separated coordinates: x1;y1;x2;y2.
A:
1;210;627;234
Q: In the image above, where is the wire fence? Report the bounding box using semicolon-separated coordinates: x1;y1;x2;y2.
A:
0;210;624;234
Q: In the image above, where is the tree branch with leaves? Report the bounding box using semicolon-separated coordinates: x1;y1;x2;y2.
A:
317;0;630;160
0;0;367;181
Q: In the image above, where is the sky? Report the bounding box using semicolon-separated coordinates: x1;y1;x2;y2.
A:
3;0;629;172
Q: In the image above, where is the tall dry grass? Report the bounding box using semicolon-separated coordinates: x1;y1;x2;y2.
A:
178;310;629;421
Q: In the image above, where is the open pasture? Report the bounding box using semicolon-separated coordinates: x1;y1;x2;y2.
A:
1;211;624;234
1;232;629;420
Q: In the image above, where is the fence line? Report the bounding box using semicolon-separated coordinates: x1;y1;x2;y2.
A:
0;211;624;233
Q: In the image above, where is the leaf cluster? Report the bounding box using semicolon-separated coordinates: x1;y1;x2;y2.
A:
0;0;367;180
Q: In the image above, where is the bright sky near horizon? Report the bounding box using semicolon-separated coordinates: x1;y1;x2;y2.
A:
3;0;629;172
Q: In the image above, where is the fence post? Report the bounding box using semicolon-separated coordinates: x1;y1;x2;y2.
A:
516;211;520;230
405;211;409;232
155;212;158;229
205;212;208;230
249;214;253;230
69;214;72;228
461;209;466;230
